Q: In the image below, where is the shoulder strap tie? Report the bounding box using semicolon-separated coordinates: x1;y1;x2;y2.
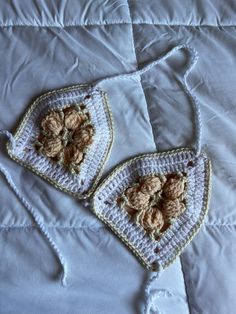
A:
0;130;67;287
95;44;202;156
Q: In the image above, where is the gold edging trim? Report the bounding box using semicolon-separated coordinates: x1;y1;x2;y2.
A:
91;148;212;271
6;84;114;199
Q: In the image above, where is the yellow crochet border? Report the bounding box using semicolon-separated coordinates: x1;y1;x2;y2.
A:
92;148;212;271
6;84;114;199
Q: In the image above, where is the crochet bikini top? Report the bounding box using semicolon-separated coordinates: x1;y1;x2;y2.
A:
0;44;211;295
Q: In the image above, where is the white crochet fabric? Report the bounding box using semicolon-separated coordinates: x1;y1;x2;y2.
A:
7;84;113;199
4;45;211;279
92;148;211;271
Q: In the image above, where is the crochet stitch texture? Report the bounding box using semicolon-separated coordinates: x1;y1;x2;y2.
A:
7;84;113;199
117;173;187;239
3;44;211;278
92;149;211;271
35;104;94;174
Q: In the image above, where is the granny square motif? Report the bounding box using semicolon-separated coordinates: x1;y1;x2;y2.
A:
7;84;113;199
92;148;211;271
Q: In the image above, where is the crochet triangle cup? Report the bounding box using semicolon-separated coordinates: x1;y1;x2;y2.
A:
92;45;211;273
0;44;211;287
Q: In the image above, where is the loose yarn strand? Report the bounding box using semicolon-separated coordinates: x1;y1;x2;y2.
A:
144;271;162;314
0;130;67;286
95;44;202;156
144;268;174;314
182;47;202;156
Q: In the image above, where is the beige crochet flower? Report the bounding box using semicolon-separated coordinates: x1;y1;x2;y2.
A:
140;176;162;195
73;126;94;149
43;137;63;158
163;176;186;200
64;108;87;130
36;105;94;173
64;144;84;165
137;207;164;233
125;187;150;210
117;172;189;239
162;198;186;219
41;111;63;136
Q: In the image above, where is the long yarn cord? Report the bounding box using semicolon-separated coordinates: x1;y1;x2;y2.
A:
144;269;172;314
144;271;163;314
95;44;202;156
144;268;187;314
0;130;67;286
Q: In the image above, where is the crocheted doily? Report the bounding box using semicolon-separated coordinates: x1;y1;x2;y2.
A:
92;148;211;271
7;84;113;199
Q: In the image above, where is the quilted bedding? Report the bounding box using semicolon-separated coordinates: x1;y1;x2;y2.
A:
0;1;235;313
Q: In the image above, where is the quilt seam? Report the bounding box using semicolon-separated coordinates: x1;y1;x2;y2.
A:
0;224;108;230
1;223;234;230
0;22;236;28
180;255;192;314
126;0;157;150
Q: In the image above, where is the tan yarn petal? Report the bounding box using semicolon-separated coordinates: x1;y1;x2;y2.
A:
140;176;162;195
137;207;164;233
64;108;87;130
43;137;63;158
125;187;150;211
125;186;138;199
41;111;63;136
64;145;84;165
163;176;186;200
162;198;186;219
73;126;94;149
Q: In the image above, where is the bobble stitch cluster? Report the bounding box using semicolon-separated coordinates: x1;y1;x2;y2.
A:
35;104;94;174
118;173;187;239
